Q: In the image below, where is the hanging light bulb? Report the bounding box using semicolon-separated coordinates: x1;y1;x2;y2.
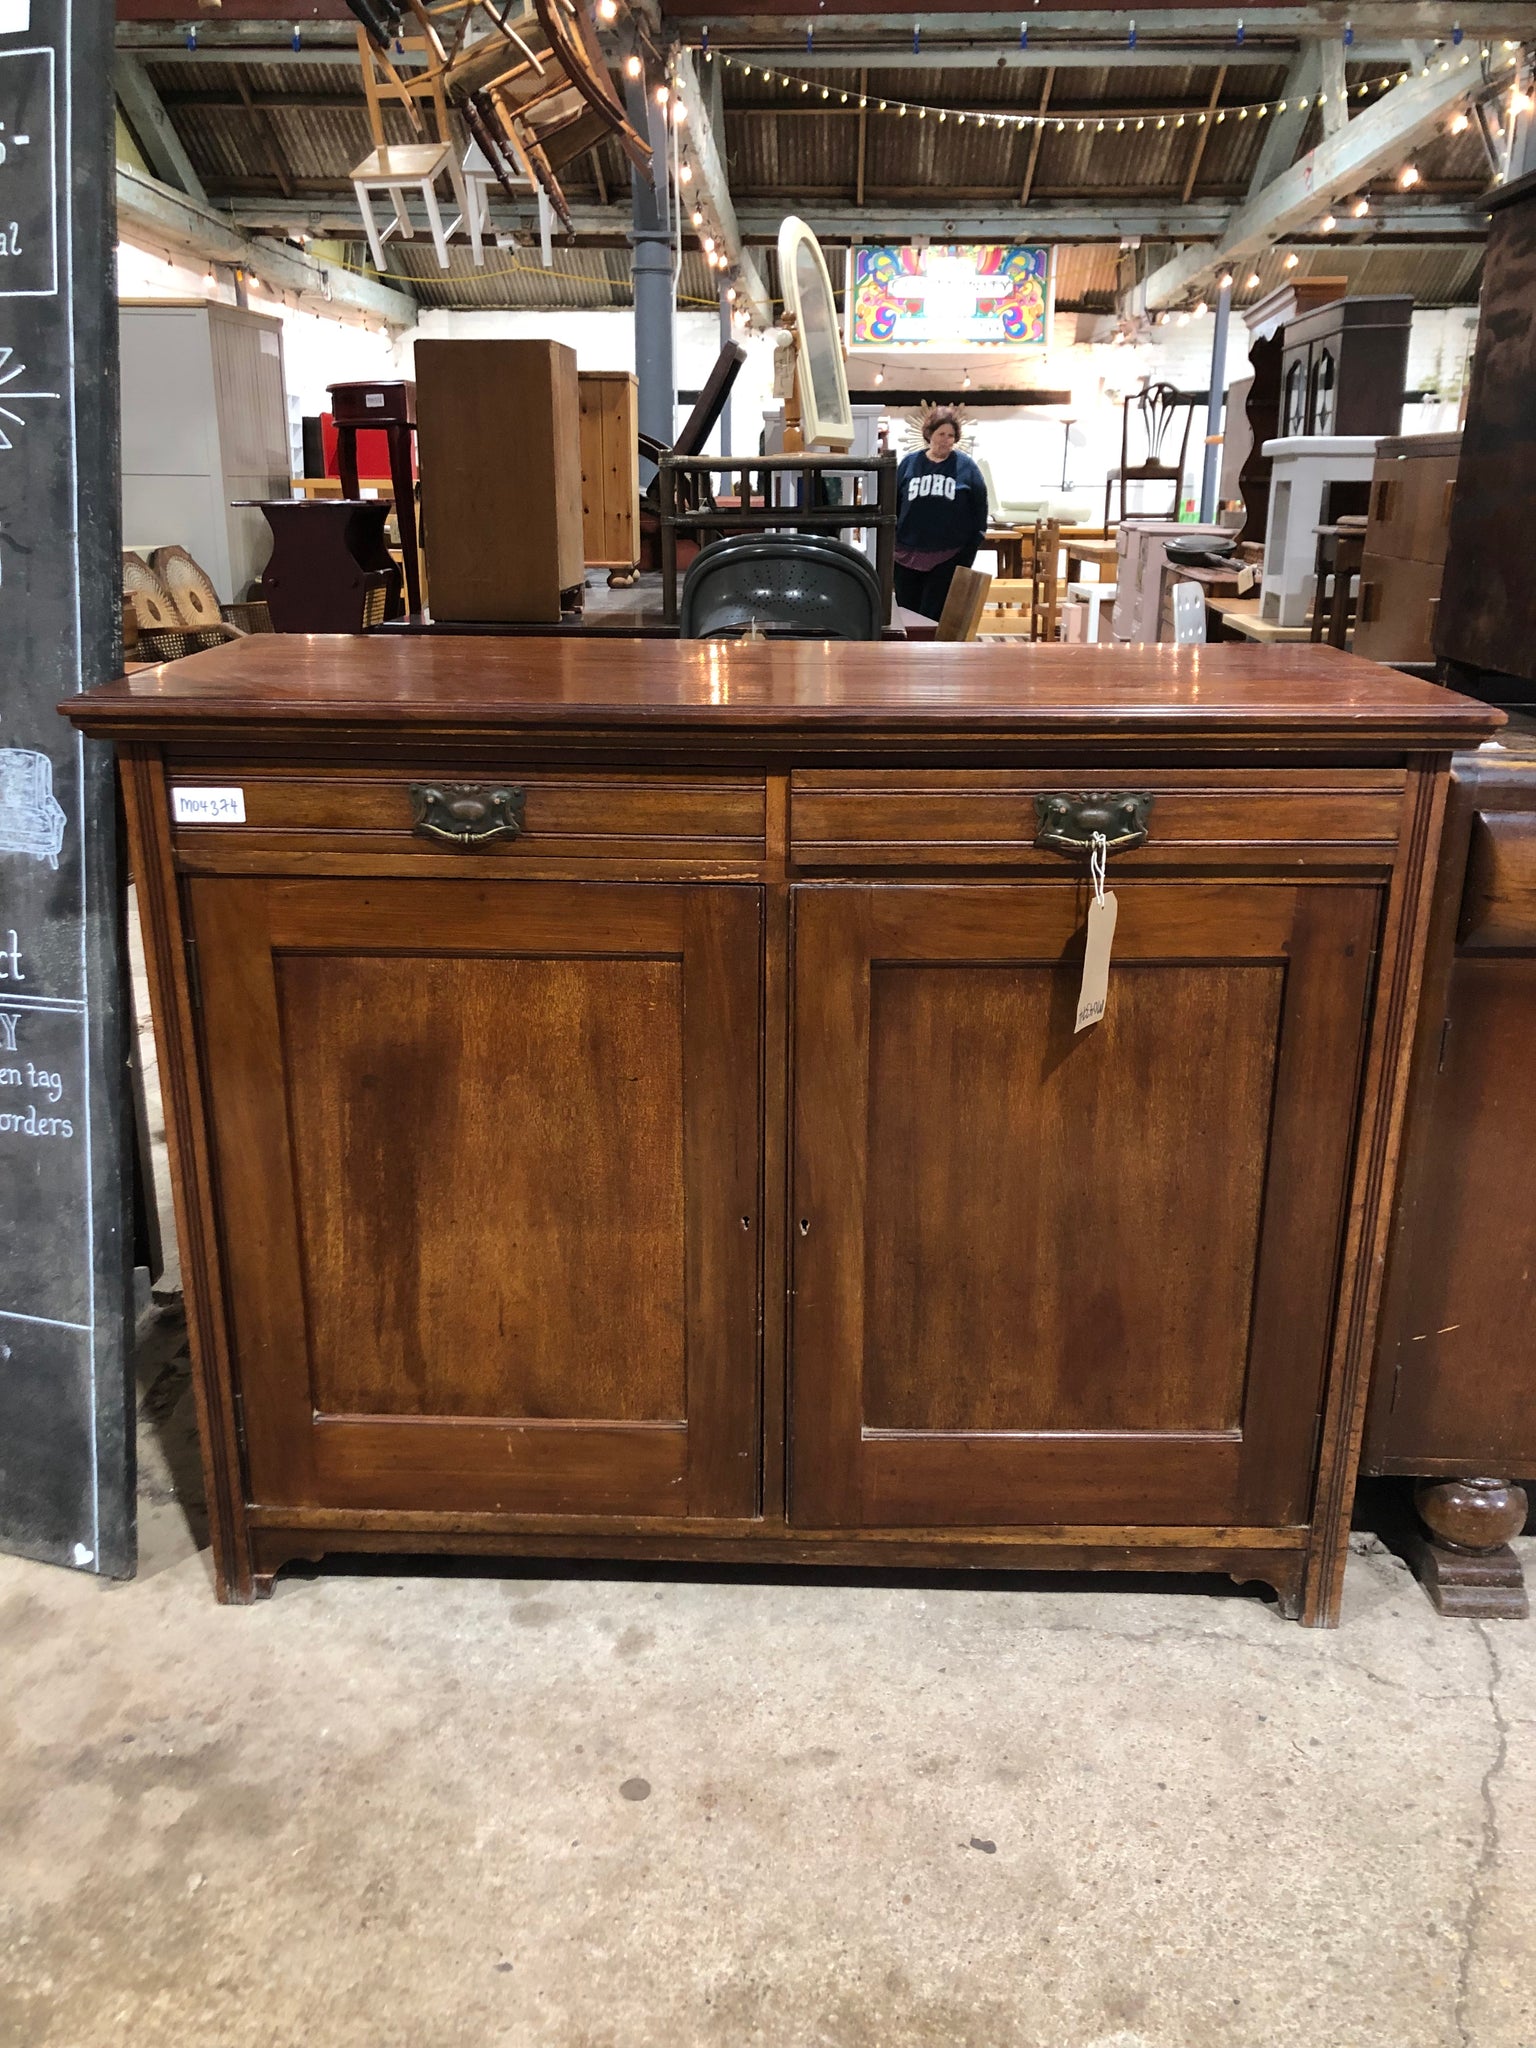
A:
680;162;692;181
1352;196;1369;216
702;235;715;252
1194;298;1208;315
1514;87;1535;114
654;83;669;105
691;209;702;226
673;100;687;124
624;53;641;78
1245;271;1260;288
1449;110;1470;133
1218;271;1233;288
874;367;884;384
1319;213;1336;231
1284;251;1299;268
597;0;617;18
1398;161;1420;185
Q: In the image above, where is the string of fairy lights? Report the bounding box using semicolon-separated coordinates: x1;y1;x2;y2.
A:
707;42;1496;132
634;19;1528;328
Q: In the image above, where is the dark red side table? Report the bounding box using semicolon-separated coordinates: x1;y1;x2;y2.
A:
328;379;421;618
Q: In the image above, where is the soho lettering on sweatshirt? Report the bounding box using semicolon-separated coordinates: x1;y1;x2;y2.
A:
894;449;990;562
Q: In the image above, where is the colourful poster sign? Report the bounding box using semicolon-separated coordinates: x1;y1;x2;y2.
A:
850;245;1052;349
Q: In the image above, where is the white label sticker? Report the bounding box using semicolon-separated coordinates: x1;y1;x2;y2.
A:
259;330;280;356
365;392;385;407
1236;562;1258;595
1075;890;1118;1033
172;787;246;825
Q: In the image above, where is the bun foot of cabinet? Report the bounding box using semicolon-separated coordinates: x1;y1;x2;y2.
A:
1404;1479;1530;1620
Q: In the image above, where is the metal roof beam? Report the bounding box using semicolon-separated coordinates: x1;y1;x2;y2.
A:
114;51;209;204
225;193;1486;243
1133;49;1515;311
725;45;1356;70
671;47;773;326
116;163;419;328
669;7;1536;41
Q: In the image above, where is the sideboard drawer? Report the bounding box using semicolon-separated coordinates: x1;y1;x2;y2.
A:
789;767;1406;870
167;767;767;868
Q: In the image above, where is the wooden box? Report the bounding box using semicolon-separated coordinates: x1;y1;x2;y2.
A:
1353;433;1461;664
578;371;640;573
67;638;1500;1624
415;339;584;624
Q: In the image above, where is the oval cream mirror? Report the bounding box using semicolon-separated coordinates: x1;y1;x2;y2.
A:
777;215;854;451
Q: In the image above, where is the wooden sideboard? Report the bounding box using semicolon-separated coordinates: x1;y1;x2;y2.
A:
1363;721;1536;1616
65;639;1499;1621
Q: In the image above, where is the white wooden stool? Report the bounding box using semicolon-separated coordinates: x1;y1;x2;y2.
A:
1067;578;1117;644
350;142;460;273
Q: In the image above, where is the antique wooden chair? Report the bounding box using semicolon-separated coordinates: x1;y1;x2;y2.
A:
1103;383;1195;529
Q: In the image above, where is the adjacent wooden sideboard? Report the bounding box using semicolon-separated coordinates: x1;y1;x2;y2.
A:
65;639;1500;1622
1363;721;1536;1617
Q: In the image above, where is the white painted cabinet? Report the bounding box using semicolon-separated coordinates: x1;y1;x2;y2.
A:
119;301;291;601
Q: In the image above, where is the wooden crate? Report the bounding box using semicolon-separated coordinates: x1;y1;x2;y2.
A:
1354;433;1460;664
415;338;584;624
578;372;640;573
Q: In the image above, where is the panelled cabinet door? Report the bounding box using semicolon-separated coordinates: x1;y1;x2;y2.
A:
790;882;1379;1531
188;878;761;1520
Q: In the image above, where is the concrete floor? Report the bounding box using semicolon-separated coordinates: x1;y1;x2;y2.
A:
1;1326;1532;2048
2;899;1530;2046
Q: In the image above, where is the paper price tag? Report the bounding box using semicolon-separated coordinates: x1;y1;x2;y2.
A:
1236;562;1257;595
1075;890;1118;1032
172;786;246;825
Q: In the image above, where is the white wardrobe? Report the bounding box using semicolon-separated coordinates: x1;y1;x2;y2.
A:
119;300;291;602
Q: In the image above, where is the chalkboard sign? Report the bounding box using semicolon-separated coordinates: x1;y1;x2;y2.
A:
0;0;133;1576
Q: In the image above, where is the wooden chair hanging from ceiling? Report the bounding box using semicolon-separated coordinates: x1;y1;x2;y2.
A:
1103;381;1195;529
346;0;651;233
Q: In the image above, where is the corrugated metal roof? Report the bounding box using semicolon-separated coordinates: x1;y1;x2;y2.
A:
126;48;1493;312
1225;241;1484;309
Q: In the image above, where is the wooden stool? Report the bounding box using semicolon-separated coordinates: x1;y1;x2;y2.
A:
1310;518;1368;649
328;379;421;619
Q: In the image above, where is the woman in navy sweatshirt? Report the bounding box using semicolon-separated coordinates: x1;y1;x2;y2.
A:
893;408;990;621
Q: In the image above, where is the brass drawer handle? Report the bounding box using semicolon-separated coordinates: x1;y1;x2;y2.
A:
1034;791;1153;855
409;783;526;847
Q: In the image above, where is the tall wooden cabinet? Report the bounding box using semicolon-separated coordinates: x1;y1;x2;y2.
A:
415;338;585;623
67;637;1499;1624
578;371;641;576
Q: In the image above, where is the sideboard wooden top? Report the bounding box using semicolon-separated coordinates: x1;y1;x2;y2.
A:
66;635;1502;751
